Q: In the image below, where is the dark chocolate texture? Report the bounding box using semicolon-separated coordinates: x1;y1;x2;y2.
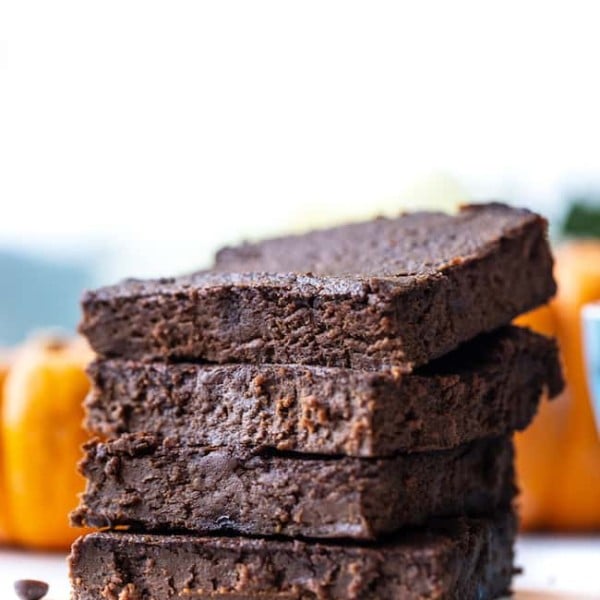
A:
86;326;563;456
72;435;515;540
69;511;516;599
80;204;556;371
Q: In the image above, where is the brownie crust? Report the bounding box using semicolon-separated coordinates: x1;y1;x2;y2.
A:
72;435;515;540
69;512;516;600
86;326;563;456
80;204;556;371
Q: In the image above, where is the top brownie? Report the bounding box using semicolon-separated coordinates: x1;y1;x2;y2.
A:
80;203;556;370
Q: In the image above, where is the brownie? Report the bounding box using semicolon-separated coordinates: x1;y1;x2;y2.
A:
80;203;556;371
86;326;563;456
69;511;516;600
72;434;514;540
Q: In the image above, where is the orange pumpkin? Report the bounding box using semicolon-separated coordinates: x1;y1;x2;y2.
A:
514;306;569;529
0;355;11;542
549;242;600;529
0;337;93;550
516;241;600;530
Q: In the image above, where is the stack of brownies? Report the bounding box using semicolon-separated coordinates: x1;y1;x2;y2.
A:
70;203;563;599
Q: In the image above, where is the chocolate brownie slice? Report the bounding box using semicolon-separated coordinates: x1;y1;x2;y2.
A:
86;326;562;456
72;435;514;540
80;204;555;371
69;511;516;600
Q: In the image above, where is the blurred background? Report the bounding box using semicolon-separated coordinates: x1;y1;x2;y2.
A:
2;1;600;341
1;1;600;597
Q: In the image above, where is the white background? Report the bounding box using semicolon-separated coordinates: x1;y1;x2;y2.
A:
2;1;600;279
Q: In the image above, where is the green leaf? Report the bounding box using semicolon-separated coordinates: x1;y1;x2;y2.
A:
563;200;600;238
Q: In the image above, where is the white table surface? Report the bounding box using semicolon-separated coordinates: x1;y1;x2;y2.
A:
0;536;599;599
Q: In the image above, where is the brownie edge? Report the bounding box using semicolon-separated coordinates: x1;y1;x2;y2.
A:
80;203;556;371
69;511;516;600
72;435;515;540
85;326;563;456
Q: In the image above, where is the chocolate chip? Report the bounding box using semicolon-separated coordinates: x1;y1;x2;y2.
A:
13;580;49;600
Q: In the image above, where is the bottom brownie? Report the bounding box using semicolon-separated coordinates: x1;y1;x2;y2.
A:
69;512;516;600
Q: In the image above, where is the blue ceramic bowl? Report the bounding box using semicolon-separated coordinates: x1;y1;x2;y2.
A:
583;302;600;434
